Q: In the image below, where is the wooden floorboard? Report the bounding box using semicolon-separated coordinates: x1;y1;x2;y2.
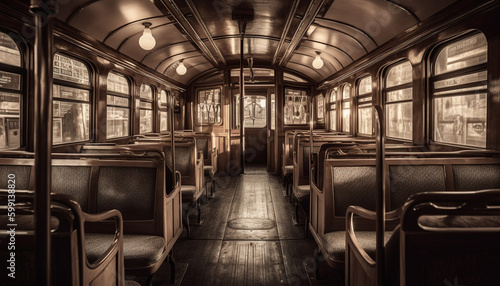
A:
150;168;344;286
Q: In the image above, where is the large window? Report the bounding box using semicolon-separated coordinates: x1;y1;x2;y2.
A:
316;94;324;123
159;90;168;132
384;60;413;140
235;95;267;128
107;72;130;139
284;88;308;125
328;88;337;131
0;32;22;149
139;84;154;134
431;33;487;148
357;76;372;136
197;88;221;124
341;84;351;132
53;53;91;144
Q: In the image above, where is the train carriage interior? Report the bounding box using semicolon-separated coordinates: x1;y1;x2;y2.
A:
1;0;500;285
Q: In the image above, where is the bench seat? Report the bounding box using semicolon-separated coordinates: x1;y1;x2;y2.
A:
86;234;165;269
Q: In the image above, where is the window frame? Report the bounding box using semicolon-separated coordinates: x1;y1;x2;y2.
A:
327;88;337;132
383;59;413;141
0;31;24;150
340;83;352;133
196;86;222;126
429;31;488;148
356;75;373;136
283;87;309;126
139;83;155;134
106;71;131;139
159;89;169;132
52;52;92;145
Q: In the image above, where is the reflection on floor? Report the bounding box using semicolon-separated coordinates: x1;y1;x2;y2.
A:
139;172;343;285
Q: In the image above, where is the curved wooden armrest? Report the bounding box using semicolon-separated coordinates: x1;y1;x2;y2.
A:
311;179;322;195
346;206;376;266
175;171;182;188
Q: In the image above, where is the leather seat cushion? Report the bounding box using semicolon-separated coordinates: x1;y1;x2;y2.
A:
86;234;165;268
295;185;310;200
323;231;393;263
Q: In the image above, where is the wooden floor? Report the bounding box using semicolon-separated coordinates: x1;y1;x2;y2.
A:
139;164;343;285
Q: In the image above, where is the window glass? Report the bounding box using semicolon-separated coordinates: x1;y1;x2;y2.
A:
284;88;308;125
139;84;154;134
328;89;337;131
107;72;130;138
317;95;324;121
386;61;412;88
357;76;372;135
52;53;91;144
0;33;22;149
434;33;487;75
236;95;267;128
384;60;413;140
341;84;351;132
0;32;21;67
197;88;221;124
54;53;89;85
432;32;487;148
159;90;168;132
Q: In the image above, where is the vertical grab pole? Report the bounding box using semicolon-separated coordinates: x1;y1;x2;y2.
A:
30;1;57;285
374;105;386;286
239;21;245;174
170;91;176;188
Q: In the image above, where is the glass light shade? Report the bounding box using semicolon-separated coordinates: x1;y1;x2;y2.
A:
176;61;187;75
139;26;156;50
312;53;324;69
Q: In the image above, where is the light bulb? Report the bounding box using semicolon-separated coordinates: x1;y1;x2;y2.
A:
139;23;156;50
176;61;187;75
312;52;324;69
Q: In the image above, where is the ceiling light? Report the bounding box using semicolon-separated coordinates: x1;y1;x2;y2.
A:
139;22;156;50
312;51;324;69
176;60;187;75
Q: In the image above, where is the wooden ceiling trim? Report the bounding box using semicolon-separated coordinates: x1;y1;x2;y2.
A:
278;0;325;67
315;17;378;48
313;23;368;53
271;0;301;65
104;16;173;44
184;0;227;65
65;0;100;25
156;0;219;67
384;0;421;23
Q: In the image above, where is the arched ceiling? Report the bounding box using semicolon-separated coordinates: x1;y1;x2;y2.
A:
53;0;457;86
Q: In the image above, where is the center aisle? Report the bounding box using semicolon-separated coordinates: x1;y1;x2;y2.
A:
149;169;342;285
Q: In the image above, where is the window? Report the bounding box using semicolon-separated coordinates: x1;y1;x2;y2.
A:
317;94;324;122
52;53;91;144
139;84;154;134
431;32;487;148
328;89;337;131
235;95;266;128
197;88;221;124
284;88;308;125
159;90;168;132
384;60;413;140
357;76;372;135
107;72;130;138
341;84;351;132
0;32;22;149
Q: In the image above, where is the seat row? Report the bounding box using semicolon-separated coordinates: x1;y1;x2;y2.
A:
0;147;182;285
307;148;500;285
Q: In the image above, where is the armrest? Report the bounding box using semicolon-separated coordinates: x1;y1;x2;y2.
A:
175;171;182;188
